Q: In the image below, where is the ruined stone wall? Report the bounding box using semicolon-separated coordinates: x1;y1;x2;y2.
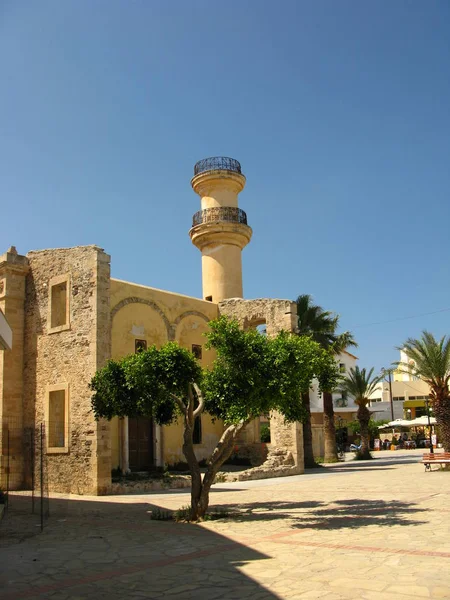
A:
218;298;304;476
0;248;29;489
23;246;112;494
218;298;297;337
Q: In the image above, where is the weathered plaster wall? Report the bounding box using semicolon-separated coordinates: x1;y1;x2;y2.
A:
110;279;222;467
23;246;112;494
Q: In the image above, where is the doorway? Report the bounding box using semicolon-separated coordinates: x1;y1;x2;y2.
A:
128;417;154;471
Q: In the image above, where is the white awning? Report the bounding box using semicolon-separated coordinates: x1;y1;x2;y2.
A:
378;417;436;429
408;416;436;427
378;419;411;429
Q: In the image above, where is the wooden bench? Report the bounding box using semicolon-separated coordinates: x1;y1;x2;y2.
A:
422;452;450;471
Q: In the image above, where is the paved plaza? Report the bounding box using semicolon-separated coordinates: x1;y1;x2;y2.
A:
1;450;449;599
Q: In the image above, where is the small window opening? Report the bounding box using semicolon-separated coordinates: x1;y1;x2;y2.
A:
135;339;147;353
192;344;202;360
205;295;213;302
51;282;67;328
48;390;66;449
193;395;202;444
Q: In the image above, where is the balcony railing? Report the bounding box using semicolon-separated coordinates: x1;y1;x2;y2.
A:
192;207;248;227
194;157;242;176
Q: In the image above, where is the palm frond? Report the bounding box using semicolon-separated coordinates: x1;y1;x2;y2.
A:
398;331;450;389
339;366;382;406
295;294;358;353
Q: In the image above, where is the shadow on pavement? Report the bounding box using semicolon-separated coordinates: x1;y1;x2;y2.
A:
0;493;281;600
207;497;428;529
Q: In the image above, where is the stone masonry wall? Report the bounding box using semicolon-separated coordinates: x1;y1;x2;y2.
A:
0;248;29;489
218;298;304;477
23;246;112;494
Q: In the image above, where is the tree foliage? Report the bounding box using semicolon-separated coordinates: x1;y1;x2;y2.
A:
90;316;338;520
339;366;383;460
295;294;358;464
398;331;450;452
91;343;201;424
347;419;389;440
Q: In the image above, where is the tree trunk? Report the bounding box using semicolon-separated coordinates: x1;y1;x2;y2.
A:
302;391;317;468
357;403;372;460
323;391;338;462
182;417;251;521
432;391;450;453
181;412;203;521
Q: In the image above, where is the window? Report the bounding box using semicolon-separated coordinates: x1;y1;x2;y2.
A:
205;295;212;302
193;394;202;444
193;416;202;444
339;363;346;374
135;339;147;353
48;274;70;333
46;384;69;453
192;344;202;360
393;396;405;402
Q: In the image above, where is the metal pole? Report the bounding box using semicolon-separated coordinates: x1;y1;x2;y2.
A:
425;398;434;455
6;429;10;511
31;428;35;514
40;423;44;531
388;372;394;421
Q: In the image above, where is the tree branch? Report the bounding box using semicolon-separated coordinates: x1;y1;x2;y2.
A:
192;383;205;418
171;393;187;414
209;417;252;466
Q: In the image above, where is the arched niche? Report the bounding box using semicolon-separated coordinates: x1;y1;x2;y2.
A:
111;298;170;358
173;311;212;367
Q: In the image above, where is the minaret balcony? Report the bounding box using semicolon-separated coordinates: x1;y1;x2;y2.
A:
192;207;248;227
194;156;242;176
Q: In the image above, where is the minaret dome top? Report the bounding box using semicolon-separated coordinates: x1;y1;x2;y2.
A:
193;156;242;176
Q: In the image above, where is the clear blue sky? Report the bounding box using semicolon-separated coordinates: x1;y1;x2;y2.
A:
2;0;450;372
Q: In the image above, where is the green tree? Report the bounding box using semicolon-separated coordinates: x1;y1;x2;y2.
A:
295;294;339;467
295;295;358;463
347;418;389;443
322;333;358;462
91;316;338;520
339;367;382;459
398;331;450;452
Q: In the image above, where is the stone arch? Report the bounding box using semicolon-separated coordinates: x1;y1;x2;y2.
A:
173;311;211;346
172;310;211;328
110;297;172;339
242;313;267;330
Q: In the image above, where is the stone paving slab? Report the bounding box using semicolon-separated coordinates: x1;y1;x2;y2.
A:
1;452;449;599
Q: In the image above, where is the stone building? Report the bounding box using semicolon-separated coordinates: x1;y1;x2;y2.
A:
0;157;303;495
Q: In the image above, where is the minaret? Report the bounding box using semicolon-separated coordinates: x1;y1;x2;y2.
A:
189;157;252;303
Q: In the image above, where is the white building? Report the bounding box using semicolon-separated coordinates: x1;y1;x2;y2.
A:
368;349;431;421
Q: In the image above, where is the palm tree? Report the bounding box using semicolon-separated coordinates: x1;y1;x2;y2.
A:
320;332;357;462
295;295;357;464
399;332;450;452
295;295;338;468
339;367;382;460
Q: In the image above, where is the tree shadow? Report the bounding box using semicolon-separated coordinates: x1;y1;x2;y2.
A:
1;493;281;600
207;497;428;529
316;466;396;472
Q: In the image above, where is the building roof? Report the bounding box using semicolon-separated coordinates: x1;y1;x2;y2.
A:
342;349;358;360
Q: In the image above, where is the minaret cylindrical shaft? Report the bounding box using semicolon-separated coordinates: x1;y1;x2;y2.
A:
189;157;252;303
